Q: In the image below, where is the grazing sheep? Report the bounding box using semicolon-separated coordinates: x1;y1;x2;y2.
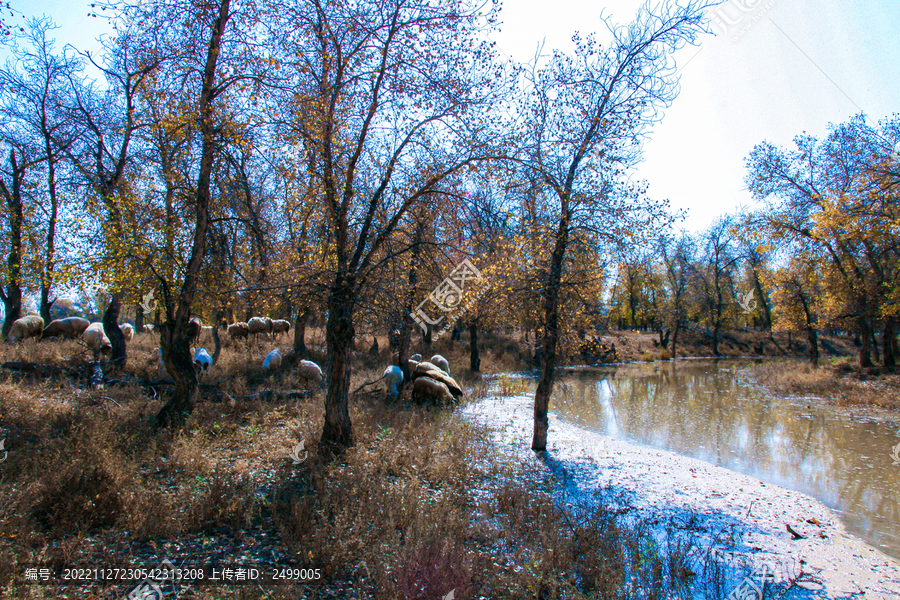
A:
248;316;273;340
8;315;45;342
187;317;202;345
412;377;455;404
142;324;155;333
263;348;282;370
383;365;404;397
430;354;449;373
410;353;423;361
272;319;291;337
193;347;212;374
41;317;90;340
413;361;462;398
298;359;324;383
83;322;112;359
201;325;214;341
120;323;134;342
227;322;250;340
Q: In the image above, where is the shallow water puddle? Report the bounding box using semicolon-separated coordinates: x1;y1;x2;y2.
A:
526;359;900;560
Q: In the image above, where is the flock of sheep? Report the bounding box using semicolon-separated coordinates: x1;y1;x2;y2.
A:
7;314;461;403
384;353;462;404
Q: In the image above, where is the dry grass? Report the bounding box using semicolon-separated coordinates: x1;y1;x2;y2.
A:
750;358;900;409
0;328;736;599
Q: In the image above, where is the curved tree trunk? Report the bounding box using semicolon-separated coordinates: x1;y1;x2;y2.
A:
322;281;354;454
157;320;199;425
533;205;568;452
670;324;680;359
154;0;230;429
39;288;55;326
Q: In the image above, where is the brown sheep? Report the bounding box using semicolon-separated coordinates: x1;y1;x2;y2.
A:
227;322;250;340
272;319;291;337
298;359;324;383
248;316;273;340
8;315;45;342
187;317;202;345
41;317;90;339
412;377;455;405
412;361;462;398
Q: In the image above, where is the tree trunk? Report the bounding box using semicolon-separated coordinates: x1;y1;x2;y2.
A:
103;293;127;369
798;289;817;367
293;307;308;358
859;319;873;368
0;150;24;339
212;309;223;364
156;319;199;426
397;228;423;381
469;318;480;372
807;326;819;367
533;204;568;452
752;273;772;331
1;286;21;339
154;0;230;429
135;304;145;334
670;324;680;359
871;326;881;364
712;322;720;356
322;281;354;454
39;287;55;325
888;317;900;368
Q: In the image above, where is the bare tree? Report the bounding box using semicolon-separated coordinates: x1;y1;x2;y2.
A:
0;18;79;324
520;0;713;451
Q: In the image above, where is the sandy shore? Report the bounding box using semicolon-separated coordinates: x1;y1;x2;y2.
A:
461;392;900;599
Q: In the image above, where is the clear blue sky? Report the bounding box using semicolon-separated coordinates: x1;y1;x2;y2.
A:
16;0;900;233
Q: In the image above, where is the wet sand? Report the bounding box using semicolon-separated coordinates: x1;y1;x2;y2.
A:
462;392;900;599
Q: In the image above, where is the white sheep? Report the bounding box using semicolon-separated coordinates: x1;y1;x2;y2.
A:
298;359;324;383
263;348;282;370
7;314;45;341
83;322;112;360
193;347;212;374
383;365;404;397
120;323;134;342
410;353;423;361
42;317;89;339
430;354;449;373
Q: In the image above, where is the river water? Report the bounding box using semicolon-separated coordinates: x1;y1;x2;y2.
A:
529;359;900;560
